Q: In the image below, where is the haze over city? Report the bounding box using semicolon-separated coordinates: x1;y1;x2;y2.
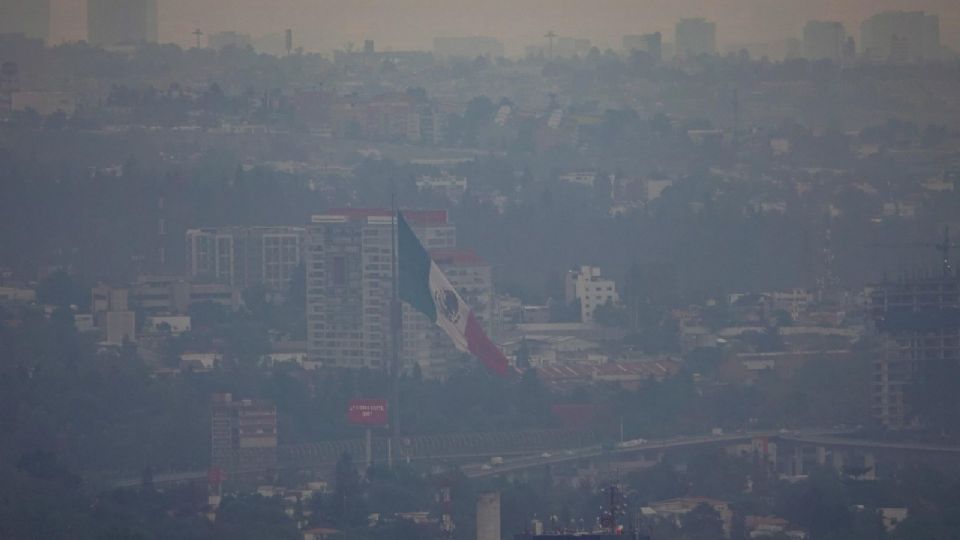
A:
5;0;960;539
46;0;960;53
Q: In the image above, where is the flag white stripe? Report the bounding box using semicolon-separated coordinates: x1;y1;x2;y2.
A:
428;261;470;352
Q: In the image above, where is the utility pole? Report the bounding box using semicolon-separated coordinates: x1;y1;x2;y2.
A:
193;29;204;49
365;428;372;469
389;191;402;470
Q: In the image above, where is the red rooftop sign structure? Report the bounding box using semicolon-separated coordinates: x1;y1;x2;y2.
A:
347;399;389;426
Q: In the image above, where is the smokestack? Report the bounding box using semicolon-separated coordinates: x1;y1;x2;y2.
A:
477;492;501;540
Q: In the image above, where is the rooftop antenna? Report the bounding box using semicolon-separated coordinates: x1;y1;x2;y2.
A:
598;485;624;534
932;225;958;276
193;29;204;49
868;226;959;277
545;30;557;59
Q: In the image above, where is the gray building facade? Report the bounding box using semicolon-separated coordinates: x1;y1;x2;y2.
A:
87;0;158;46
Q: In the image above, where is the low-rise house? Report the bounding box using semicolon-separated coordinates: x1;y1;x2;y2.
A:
649;497;733;537
146;315;191;335
879;507;908;532
719;349;853;385
745;515;806;538
303;527;340;540
0;286;35;303
536;359;680;390
180;351;222;372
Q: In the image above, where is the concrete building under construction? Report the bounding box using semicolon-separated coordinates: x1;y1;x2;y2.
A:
211;393;278;478
869;270;960;427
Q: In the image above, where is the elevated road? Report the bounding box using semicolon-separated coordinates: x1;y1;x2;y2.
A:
462;431;782;478
106;430;960;488
781;434;960;454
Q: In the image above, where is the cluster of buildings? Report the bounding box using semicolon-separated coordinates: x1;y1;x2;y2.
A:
87;276;240;345
798;11;942;65
617;10;946;64
293;89;447;144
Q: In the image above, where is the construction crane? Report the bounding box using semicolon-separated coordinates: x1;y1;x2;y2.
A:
869;226;960;276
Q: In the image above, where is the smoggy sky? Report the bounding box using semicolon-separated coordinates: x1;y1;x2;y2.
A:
50;0;960;54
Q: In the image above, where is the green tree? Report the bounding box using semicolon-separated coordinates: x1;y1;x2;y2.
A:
594;301;629;328
37;270;89;310
679;503;726;540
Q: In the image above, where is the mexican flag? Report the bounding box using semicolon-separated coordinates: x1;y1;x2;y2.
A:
397;211;510;376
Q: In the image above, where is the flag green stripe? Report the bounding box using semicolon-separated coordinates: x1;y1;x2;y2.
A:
397;211;437;322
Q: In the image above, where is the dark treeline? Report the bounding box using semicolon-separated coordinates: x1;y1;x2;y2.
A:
0;301;871;478
1;138;955;299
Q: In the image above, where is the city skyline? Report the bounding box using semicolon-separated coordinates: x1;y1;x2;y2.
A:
45;0;960;54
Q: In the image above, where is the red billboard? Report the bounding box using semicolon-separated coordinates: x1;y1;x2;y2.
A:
347;399;388;426
208;466;226;487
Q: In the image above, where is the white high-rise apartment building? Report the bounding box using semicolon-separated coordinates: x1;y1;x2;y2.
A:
305;209;457;371
565;266;619;323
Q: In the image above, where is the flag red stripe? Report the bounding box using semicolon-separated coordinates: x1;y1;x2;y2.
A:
465;311;511;377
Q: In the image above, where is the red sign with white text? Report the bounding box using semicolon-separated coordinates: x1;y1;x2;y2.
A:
347;399;388;426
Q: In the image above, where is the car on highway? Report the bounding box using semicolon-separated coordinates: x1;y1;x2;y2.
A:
616;438;648;449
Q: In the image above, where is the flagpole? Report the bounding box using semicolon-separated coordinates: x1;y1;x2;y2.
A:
389;190;401;471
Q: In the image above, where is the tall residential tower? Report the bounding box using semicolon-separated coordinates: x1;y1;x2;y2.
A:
305;209;493;379
0;0;50;42
87;0;158;47
675;18;716;59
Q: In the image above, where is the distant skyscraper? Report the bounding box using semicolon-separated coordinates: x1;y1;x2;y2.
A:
860;11;940;63
87;0;158;47
803;21;845;63
622;32;662;62
843;37;857;65
675;18;716;59
0;0;51;42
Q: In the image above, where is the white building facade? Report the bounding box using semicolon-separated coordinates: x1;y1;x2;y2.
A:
565;266;619;323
